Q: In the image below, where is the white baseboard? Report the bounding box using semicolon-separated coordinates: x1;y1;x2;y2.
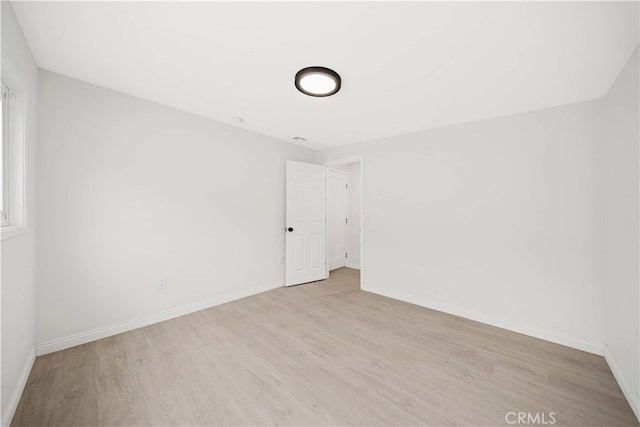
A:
36;282;282;356
2;346;36;427
364;285;604;355
604;345;640;422
346;262;360;270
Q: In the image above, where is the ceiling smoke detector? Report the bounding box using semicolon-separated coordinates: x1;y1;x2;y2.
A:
295;67;341;97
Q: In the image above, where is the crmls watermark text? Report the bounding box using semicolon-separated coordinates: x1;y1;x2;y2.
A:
505;412;557;425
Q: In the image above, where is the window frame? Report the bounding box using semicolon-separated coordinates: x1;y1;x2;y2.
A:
1;80;10;227
0;72;27;241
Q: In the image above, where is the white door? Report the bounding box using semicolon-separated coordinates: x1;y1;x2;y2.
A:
327;169;348;271
285;160;327;286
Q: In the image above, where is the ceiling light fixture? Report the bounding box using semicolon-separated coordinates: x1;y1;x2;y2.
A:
295;66;341;97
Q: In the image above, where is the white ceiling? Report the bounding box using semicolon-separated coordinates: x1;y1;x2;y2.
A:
12;1;640;149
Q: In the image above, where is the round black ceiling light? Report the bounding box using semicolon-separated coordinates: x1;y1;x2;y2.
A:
295;66;341;97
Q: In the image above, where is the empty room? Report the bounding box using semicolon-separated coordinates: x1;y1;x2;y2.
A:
1;1;639;426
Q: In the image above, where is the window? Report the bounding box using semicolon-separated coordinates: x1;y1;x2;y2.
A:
0;76;26;240
1;80;9;227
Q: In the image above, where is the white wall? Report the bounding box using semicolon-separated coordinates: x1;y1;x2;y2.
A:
35;71;313;347
1;2;38;424
347;162;361;269
317;100;606;354
603;45;639;418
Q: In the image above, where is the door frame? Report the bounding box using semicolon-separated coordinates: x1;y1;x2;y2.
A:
324;155;364;290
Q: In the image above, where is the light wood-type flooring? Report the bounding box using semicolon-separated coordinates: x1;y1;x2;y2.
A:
12;268;639;426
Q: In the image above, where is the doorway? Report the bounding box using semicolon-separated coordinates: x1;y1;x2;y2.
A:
327;168;348;270
325;156;364;289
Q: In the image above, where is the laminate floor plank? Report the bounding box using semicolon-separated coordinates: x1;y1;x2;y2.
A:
11;268;638;426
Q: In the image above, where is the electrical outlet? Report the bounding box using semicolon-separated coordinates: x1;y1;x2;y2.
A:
279;256;285;265
158;277;167;290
